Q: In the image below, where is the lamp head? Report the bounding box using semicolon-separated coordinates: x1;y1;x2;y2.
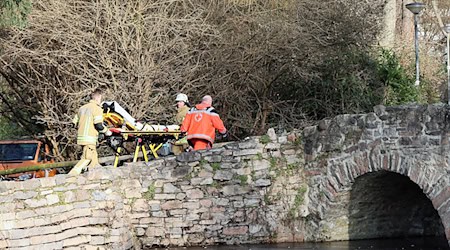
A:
406;2;426;15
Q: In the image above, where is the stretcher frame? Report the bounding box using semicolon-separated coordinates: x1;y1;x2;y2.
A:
108;130;181;168
102;102;182;167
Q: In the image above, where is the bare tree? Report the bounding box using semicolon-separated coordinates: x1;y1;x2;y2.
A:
0;0;386;160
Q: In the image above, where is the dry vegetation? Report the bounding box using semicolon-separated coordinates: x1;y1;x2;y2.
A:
0;0;398;160
396;0;450;102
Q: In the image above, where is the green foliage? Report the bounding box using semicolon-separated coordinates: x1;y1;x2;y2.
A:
255;152;263;160
0;0;32;28
142;184;156;200
418;78;440;104
0;116;27;140
210;180;222;189
292;137;301;148
238;175;248;185
210;162;221;171
288;185;308;219
377;49;419;105
259;135;271;144
269;157;277;169
293;186;307;207
287;163;299;171
264;193;272;205
199;159;208;167
284;49;384;120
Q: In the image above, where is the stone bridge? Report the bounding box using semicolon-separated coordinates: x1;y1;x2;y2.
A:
0;104;449;249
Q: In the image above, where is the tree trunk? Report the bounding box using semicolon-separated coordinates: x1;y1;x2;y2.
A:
395;0;415;48
379;0;397;48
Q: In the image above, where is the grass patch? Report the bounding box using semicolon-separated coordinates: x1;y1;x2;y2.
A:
269;157;277;169
199;159;208;167
238;175;248;185
143;184;156;200
259;135;271;144
211;162;221;171
210;180;222;189
264;194;273;205
293;186;307;207
288;185;308;219
292;137;302;148
256;152;263;160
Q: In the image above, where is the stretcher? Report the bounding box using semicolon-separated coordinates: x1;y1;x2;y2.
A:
102;101;182;167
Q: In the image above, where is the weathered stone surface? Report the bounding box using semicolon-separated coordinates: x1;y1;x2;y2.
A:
24;199;47;208
46;194;60;205
238;139;258;149
244;199;260;207
145;227;165;237
213;170;233;181
249;224;263;234
132;199;149;212
190;177;213;185
176;152;202;162
252;160;270;171
254;179;271;187
186;189;204;199
161;201;183;210
267;128;277;141
221;185;250;196
1;104;450;249
223;226;248;235
163;183;181;193
198;170;213;178
13;191;37;200
233;149;262;157
204;155;222;163
172;166;192;178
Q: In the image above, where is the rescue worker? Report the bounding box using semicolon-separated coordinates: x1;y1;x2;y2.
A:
72;89;112;169
172;93;190;155
175;93;190;124
181;95;227;150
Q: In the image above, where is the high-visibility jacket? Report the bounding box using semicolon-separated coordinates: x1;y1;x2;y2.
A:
176;105;190;124
181;103;226;144
72;100;107;145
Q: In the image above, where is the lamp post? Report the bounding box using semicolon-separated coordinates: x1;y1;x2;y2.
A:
444;24;450;104
406;2;426;87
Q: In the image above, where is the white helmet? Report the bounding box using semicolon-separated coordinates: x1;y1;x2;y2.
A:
175;93;188;103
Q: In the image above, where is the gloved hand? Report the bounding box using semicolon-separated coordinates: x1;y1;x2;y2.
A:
180;131;187;137
217;132;228;140
105;130;113;137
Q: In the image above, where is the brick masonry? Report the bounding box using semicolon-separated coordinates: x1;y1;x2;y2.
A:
0;104;449;249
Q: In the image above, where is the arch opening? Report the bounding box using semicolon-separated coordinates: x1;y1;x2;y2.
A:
348;170;445;240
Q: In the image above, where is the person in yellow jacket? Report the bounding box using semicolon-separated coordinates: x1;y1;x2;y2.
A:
72;89;111;168
172;93;190;155
175;93;190;124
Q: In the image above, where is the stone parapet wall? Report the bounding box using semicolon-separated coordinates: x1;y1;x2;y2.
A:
1;104;450;249
0;131;306;249
302;104;450;242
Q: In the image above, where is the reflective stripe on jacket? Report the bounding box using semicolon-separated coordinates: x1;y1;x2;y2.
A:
181;103;226;144
73;100;106;145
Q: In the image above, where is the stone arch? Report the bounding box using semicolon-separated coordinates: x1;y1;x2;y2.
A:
307;143;450;243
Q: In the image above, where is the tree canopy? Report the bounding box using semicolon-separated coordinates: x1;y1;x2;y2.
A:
0;0;447;160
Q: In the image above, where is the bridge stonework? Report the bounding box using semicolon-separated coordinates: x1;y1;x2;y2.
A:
0;104;449;249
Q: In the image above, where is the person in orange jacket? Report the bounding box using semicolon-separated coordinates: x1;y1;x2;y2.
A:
180;95;227;150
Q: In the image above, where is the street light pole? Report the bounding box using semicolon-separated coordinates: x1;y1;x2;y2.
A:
413;13;420;86
406;2;426;87
444;24;450;104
